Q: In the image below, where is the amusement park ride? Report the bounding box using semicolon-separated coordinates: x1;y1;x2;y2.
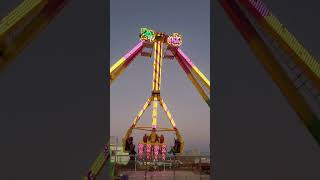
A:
1;0;320;180
84;28;211;179
110;28;210;158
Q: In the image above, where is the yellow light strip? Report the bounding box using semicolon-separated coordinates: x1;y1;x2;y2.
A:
158;41;163;91
190;66;210;89
176;56;210;106
155;41;160;91
110;57;126;74
177;49;210;89
132;96;153;126
159;97;176;128
152;42;157;91
152;96;158;129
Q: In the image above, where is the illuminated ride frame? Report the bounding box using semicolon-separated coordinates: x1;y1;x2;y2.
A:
81;29;210;180
1;1;320;180
84;0;320;177
111;28;210;160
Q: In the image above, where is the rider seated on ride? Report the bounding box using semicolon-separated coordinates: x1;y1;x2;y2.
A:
160;134;164;143
143;134;148;143
148;129;159;143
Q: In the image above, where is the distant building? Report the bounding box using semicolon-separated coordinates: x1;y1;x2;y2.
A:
110;136;130;165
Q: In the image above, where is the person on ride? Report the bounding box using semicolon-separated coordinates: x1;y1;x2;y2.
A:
149;128;159;143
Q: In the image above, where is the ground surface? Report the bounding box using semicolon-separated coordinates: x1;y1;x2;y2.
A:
120;170;210;180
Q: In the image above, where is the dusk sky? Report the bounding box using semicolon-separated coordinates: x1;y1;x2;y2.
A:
110;0;210;153
1;0;320;179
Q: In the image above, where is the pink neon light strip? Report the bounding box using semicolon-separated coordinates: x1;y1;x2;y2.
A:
248;0;269;16
154;145;159;160
162;144;166;160
138;144;144;159
239;0;270;19
176;49;195;68
123;41;144;60
146;144;151;160
173;50;192;76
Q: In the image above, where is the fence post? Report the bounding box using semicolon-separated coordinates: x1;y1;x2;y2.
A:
199;157;202;180
145;159;147;180
135;155;137;172
173;155;176;180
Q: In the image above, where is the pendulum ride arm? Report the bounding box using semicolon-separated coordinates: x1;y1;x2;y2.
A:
218;0;320;144
122;96;153;146
172;48;210;107
159;96;184;152
151;40;164;129
0;0;69;70
176;49;210;90
110;41;144;84
83;141;110;180
152;95;159;129
237;0;320;92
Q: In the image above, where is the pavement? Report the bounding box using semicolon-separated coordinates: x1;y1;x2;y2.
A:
119;170;210;180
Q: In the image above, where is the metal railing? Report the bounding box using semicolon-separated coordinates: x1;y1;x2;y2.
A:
108;136;211;179
119;174;210;180
112;154;211;180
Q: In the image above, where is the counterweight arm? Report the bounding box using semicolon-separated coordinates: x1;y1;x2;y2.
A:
110;41;144;84
83;141;109;180
159;96;184;152
218;0;320;145
0;0;69;70
175;48;210;89
172;48;210;107
238;0;320;91
122;96;153;147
